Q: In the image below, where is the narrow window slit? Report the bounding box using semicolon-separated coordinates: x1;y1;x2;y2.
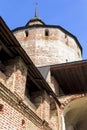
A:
45;29;49;36
25;30;28;37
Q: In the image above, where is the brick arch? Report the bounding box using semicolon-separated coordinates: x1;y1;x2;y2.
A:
60;93;87;109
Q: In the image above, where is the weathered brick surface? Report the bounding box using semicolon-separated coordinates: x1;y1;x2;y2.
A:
0;98;39;130
2;57;27;99
30;90;50;123
0;57;53;130
14;28;82;67
49;97;58;130
42;91;50;122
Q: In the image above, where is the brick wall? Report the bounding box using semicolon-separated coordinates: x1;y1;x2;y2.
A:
14;27;82;67
49;97;59;130
0;83;53;130
30;90;50;122
0;98;39;130
1;57;27;99
42;91;50;122
0;58;53;130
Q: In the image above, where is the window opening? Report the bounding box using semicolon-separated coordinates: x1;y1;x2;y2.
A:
25;30;28;37
65;34;67;39
45;29;49;36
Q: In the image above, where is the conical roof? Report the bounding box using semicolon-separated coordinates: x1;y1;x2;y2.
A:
26;4;45;26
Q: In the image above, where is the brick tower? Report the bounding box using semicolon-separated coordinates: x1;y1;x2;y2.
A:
13;8;82;67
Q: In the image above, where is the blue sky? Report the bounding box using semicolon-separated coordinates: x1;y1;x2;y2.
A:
0;0;87;59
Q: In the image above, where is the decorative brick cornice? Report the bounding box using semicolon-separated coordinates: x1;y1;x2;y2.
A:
0;83;52;130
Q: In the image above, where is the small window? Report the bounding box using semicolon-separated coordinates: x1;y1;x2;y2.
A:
65;34;67;38
45;29;49;36
66;59;68;62
25;30;28;37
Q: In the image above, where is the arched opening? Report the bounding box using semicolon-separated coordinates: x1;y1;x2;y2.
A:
63;97;87;130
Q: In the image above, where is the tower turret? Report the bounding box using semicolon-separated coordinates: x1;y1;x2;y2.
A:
13;10;82;67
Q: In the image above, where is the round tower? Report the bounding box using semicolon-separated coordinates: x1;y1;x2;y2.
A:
13;10;82;67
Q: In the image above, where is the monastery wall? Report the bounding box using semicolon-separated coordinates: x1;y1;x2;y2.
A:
0;57;54;130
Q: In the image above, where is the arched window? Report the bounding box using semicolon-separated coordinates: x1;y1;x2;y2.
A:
45;29;49;36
